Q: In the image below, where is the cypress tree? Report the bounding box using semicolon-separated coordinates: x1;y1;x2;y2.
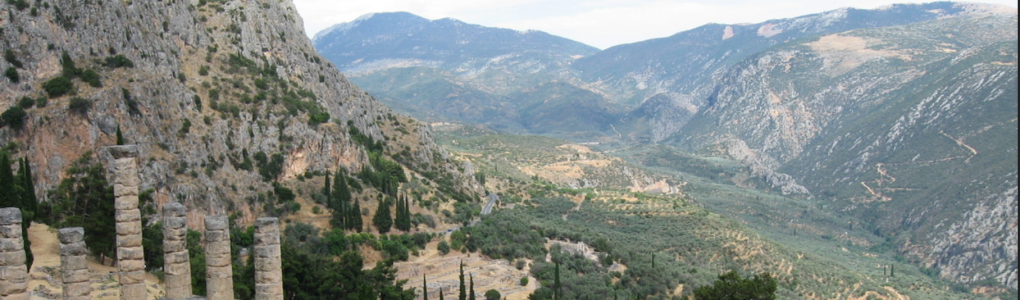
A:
351;199;363;232
0;151;17;208
115;125;124;145
459;262;466;300
439;290;444;300
323;171;331;204
554;262;561;300
423;274;428;300
14;157;33;269
18;158;37;220
891;264;895;277
372;197;393;233
395;195;404;231
469;274;476;300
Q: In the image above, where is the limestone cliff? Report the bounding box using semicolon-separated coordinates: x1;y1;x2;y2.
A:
1;0;481;226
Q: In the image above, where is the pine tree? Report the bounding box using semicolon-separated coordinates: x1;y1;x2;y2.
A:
459;262;467;300
372;197;392;233
469;274;476;300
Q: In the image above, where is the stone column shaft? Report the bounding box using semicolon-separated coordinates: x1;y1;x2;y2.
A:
59;227;91;300
110;145;146;300
205;215;234;300
254;217;282;300
164;202;191;299
0;208;28;300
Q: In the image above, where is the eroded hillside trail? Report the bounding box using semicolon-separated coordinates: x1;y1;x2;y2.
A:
561;193;587;221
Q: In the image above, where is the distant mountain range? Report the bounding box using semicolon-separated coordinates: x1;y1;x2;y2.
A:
312;2;1018;290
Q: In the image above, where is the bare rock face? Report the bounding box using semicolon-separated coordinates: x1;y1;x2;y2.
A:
204;215;233;300
0;208;28;300
254;218;282;300
163;202;191;299
109;145;146;300
59;227;91;300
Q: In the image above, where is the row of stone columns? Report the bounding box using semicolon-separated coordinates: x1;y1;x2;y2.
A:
0;145;285;300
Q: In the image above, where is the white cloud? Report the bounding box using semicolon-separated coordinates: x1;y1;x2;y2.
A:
293;0;1019;49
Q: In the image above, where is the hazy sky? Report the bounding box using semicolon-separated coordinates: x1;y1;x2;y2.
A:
292;0;1018;49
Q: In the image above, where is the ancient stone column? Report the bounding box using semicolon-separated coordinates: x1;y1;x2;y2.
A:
59;227;91;300
0;207;28;300
109;145;146;300
254;217;283;300
163;202;191;299
205;215;233;300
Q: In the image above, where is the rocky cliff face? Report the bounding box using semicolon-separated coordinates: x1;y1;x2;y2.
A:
674;15;1018;288
1;0;480;226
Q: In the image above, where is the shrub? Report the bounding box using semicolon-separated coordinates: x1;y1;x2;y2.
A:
437;240;450;255
35;97;48;108
1;106;27;130
43;76;74;97
253;78;268;90
18;97;34;109
308;112;330;126
692;271;777;300
519;276;529;286
68;97;91;115
485;289;501;300
3;49;23;68
80;69;102;87
104;55;134;68
3;67;18;83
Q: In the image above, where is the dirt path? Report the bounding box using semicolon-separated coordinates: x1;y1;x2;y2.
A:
27;223;165;300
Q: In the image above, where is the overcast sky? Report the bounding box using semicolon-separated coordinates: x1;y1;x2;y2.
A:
292;0;1018;49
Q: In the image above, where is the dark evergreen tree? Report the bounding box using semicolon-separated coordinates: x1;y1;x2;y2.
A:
459;262;467;300
469;274;476;300
553;262;561;300
45;151;117;262
351;199;363;232
373;197;393;233
115;126;124;145
0;151;16;208
18;158;37;220
16;157;35;268
323;171;331;204
423;274;428;300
